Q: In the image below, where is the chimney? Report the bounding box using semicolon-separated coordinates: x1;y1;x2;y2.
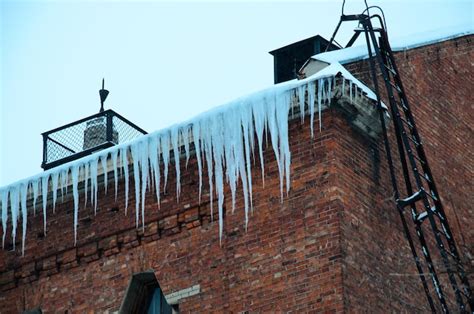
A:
269;35;339;84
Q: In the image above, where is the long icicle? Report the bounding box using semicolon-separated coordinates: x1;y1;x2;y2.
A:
149;136;161;207
72;164;80;246
20;183;28;255
111;149;119;202
171;127;181;200
1;189;9;248
41;175;49;235
51;172;59;213
121;147;130;214
139;139;149;230
10;186;19;250
193;123;203;204
131;143;141;228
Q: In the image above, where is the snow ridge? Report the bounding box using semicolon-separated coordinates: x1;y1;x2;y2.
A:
0;63;373;254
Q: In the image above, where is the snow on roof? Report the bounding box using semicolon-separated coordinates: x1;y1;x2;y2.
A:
312;24;473;65
0;61;379;254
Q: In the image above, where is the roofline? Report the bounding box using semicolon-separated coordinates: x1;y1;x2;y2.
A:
311;28;473;65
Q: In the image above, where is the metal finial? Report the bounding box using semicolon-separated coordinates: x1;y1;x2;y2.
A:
99;78;109;113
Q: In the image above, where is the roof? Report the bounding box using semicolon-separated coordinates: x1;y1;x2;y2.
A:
312;24;473;65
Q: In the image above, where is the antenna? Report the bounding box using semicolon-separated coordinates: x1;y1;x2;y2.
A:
99;78;109;113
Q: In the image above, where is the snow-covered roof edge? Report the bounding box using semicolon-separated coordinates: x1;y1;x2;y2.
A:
312;24;473;65
0;62;379;254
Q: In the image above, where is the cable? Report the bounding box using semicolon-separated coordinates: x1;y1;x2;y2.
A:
341;0;346;15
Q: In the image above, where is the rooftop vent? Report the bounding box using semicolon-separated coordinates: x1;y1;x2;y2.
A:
269;35;339;84
41;80;147;170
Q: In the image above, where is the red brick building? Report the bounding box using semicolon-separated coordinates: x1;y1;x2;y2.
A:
0;28;472;312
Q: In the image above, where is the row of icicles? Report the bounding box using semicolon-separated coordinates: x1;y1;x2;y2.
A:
1;69;372;255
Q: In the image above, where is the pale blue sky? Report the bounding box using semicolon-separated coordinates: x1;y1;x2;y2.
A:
0;0;472;186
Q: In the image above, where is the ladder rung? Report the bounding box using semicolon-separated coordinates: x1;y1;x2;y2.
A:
384;64;397;76
389;81;402;92
416;206;438;222
398;189;424;208
407;135;421;147
398;99;409;111
444;249;460;261
416;211;429;222
399;117;414;129
438;229;451;240
411;153;426;166
420;172;432;184
460;289;471;299
426;191;439;202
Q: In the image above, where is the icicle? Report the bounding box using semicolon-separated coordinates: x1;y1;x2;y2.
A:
100;154;108;194
321;78;327;103
51;171;59;213
139;140;149;230
342;78;346;97
10;186;19;250
192;123;203;204
298;84;306;123
120;147;130;214
131;143;141;228
252;100;266;187
160;132;170;191
181;126;191;168
201;119;214;218
60;169;68;202
222;106;237;213
1;189;9;248
171;127;181;200
20;183;28;255
328;77;333;105
149;136;161;206
83;163;89;207
147;159;152;192
241;105;253;212
234;109;250;229
349;82;353;103
210;115;225;243
290;91;295;118
247;102;256;163
90;157;99;214
318;79;324;132
111;149;119;202
317;79;323;134
32;179;39;216
276;91;291;196
71;164;79;245
41;175;49;235
266;91;283;200
308;81;316;136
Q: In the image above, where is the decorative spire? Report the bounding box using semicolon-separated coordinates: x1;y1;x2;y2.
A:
99;78;109;113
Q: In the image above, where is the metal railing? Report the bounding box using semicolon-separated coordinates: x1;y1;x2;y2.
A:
41;109;147;170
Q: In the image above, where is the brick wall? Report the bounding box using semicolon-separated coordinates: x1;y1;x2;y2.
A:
0;113;346;312
0;35;471;313
341;34;473;312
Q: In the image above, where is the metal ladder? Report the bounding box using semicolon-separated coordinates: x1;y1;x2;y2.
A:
328;13;473;313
